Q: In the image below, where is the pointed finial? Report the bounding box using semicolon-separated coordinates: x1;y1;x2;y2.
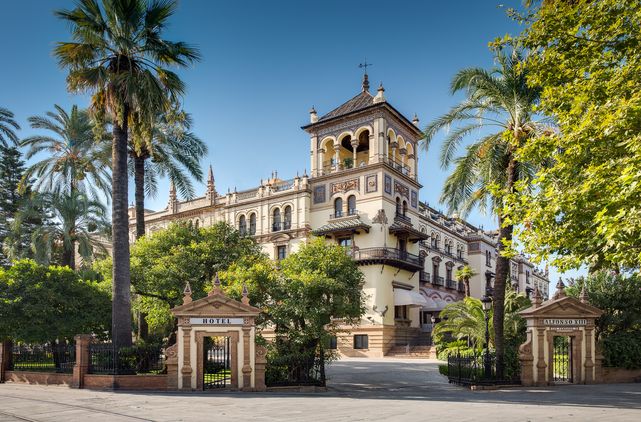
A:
182;281;193;304
579;285;589;304
241;283;250;305
532;287;542;308
374;82;386;103
309;106;318;124
412;113;419;127
209;272;222;296
378;82;385;92
362;73;370;92
208;164;214;182
553;277;566;300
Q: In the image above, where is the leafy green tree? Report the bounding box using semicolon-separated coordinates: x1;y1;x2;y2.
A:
566;272;641;368
21;105;111;200
129;110;207;239
19;192;111;269
0;146;43;266
503;0;641;271
55;0;200;348
0;107;19;147
455;265;476;297
421;46;546;375
0;260;111;343
96;222;262;337
222;238;366;384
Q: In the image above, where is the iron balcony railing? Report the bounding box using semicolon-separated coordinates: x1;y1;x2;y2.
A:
353;247;423;271
384;157;412;177
433;276;444;286
420;271;431;283
394;212;412;224
329;209;359;219
446;279;457;289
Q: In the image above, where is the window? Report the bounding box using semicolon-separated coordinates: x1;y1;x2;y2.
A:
396;197;401;215
347;195;356;215
526;270;531;284
486;250;492;267
249;213;256;235
431;233;436;248
273;208;281;231
283;206;292;230
446;266;452;282
436;235;440;249
277;245;287;260
338;237;353;252
334;197;343;217
402;200;408;216
238;215;247;235
394;305;408;320
354;334;368;350
457;246;463;259
399;238;407;252
327;336;337;350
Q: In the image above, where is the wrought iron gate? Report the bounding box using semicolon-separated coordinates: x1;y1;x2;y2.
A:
203;336;231;389
552;336;573;383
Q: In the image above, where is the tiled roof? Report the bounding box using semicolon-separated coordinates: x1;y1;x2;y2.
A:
312;218;371;235
389;221;429;241
317;90;374;123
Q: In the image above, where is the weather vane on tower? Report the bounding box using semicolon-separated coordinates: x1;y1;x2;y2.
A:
359;58;372;92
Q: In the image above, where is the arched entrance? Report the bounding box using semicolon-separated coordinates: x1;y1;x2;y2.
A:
519;280;602;386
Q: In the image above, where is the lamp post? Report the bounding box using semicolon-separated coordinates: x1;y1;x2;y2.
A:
429;315;436;345
481;294;492;379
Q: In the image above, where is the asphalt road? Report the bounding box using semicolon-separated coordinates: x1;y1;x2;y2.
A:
1;358;640;421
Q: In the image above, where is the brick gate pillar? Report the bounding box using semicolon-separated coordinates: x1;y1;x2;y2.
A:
72;334;91;388
0;340;12;383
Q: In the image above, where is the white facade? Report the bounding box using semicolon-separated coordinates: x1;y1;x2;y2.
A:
130;76;550;356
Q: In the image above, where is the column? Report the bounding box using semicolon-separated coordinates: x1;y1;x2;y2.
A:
584;327;594;384
181;327;193;390
241;326;252;391
333;144;340;172
318;148;325;175
351;139;359;168
536;327;547;385
72;334;91;388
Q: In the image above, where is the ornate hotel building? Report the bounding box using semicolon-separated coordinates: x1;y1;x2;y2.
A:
129;75;550;357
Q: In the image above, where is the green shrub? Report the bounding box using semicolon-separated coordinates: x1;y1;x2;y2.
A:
601;331;641;369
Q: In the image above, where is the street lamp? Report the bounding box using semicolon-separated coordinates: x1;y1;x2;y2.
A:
429;315;436;345
481;294;492;380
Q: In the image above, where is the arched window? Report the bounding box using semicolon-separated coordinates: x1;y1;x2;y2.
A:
431;232;436;248
402;200;408;216
195;219;200;229
238;215;246;235
347;195;356;216
395;197;401;215
436;235;440;249
249;213;257;235
273;208;281;232
334;197;343;217
486;250;492;267
284;206;292;230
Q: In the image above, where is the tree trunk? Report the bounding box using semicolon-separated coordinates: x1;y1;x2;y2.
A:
111;107;133;349
464;279;471;297
134;155;146;239
61;242;75;270
493;155;518;379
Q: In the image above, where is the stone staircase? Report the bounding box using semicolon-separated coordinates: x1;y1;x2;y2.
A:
385;345;437;359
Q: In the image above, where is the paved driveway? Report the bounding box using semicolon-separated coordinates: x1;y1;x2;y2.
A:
1;358;640;421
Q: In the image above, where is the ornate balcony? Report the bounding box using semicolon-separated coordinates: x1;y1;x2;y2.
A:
420;271;431;283
353;247;423;272
446;279;457;290
433;276;444;286
329;209;359;219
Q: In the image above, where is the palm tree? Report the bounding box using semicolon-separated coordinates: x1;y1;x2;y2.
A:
129;110;207;239
455;265;477;297
55;0;200;348
15;192;110;269
21;105;111;200
421;46;546;376
0;107;20;147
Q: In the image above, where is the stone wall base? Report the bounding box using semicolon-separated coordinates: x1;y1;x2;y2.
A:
600;367;641;384
83;374;168;390
5;371;72;386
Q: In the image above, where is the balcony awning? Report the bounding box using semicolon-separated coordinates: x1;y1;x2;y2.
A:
394;288;430;308
312;218;371;236
389;222;429;242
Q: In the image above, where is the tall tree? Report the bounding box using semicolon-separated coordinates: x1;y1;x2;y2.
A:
21;104;111;200
504;0;641;271
0;146;46;266
455;265;476;297
421;47;546;376
130;110;207;239
0;107;20;147
19;191;110;269
55;0;200;348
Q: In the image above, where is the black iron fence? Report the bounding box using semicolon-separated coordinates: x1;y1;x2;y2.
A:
446;350;520;386
11;343;75;373
89;343;165;375
266;351;325;387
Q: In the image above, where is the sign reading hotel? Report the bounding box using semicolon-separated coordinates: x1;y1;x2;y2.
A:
190;317;244;325
543;318;587;326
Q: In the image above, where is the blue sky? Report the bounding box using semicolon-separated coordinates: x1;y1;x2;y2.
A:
0;0;583;282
